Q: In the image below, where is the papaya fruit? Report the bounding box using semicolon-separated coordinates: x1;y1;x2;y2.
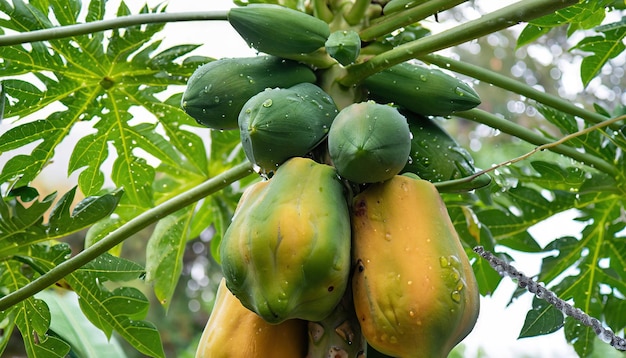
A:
238;83;338;172
325;30;361;66
228;4;330;59
195;278;307;358
328;101;411;184
220;157;351;324
181;56;316;130
351;174;480;358
402;111;491;191
363;61;481;116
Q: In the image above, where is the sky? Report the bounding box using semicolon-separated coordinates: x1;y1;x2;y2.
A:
0;0;613;357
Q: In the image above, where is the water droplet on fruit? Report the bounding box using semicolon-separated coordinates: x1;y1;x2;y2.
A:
262;99;273;107
451;291;461;303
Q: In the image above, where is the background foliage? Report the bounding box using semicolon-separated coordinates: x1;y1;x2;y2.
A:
1;0;625;357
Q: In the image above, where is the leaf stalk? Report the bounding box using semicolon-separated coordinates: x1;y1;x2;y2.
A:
0;161;254;311
342;0;579;85
0;11;229;47
455;109;619;177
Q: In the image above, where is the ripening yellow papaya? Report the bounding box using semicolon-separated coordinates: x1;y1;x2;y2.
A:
351;174;480;358
195;278;307;358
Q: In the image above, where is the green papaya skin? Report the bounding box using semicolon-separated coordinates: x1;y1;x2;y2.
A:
328;101;411;184
325;30;361;66
401;111;491;191
220;157;351;324
228;4;330;59
181;56;316;130
363;61;481;116
238;83;338;172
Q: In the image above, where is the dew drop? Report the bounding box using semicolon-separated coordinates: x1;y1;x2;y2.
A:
451;291;461;303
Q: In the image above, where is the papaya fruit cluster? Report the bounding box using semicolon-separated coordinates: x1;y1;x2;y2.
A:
186;3;486;357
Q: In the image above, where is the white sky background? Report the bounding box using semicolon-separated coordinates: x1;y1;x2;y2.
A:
0;0;616;356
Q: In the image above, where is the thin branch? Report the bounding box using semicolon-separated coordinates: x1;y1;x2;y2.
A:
420;54;623;130
0;11;229;47
341;0;579;85
0;161;254;311
454;109;620;177
474;246;626;352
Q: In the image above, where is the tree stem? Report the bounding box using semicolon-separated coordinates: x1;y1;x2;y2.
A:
0;161;254;311
341;0;578;85
0;11;229;47
421;54;623;130
455;109;619;177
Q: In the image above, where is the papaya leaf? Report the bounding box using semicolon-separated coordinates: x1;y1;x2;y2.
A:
145;206;194;311
37;290;128;358
572;17;626;87
517;0;612;47
0;0;209;200
604;295;626;333
22;244;164;357
519;296;565;338
0;187;122;258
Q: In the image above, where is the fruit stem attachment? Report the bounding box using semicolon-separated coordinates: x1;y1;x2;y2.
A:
313;0;334;23
359;0;467;42
454;109;619;177
0;11;229;46
341;0;579;86
0;161;254;311
420;53;623;130
344;0;371;26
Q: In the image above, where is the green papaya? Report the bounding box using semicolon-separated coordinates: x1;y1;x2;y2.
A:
351;174;480;358
325;30;361;66
328;101;411;184
228;4;330;59
363;61;481;116
181;56;316;130
220;157;351;324
195;278;307;358
402;111;491;191
238;83;338;172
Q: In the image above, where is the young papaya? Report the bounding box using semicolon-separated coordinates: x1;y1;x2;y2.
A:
363;61;481;116
220;157;351;324
351;174;480;358
402;110;491;191
228;4;330;59
195;278;307;358
181;56;316;130
238;83;338;172
325;30;361;66
327;101;411;184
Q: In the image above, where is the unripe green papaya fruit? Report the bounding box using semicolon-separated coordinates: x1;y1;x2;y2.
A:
239;83;338;172
363;61;481;116
220;157;351;324
228;4;330;59
351;174;480;358
328;101;411;184
195;278;307;358
181;56;316;130
402;111;491;191
325;30;361;66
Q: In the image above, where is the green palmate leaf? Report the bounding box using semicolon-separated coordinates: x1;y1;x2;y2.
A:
146;206;194;310
604;295;626;333
517;0;613;47
0;258;71;358
37;290;128;358
0;186;122;258
474;178;577;252
573;17;626;86
519;296;565;338
22;244;164;357
0;0;210;201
